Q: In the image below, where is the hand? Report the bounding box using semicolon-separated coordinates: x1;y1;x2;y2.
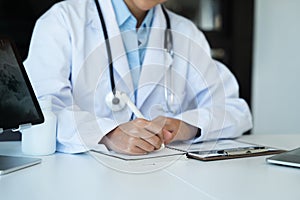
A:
99;118;164;155
152;116;198;145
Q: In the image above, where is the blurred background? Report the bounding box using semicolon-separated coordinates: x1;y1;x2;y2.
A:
1;0;299;140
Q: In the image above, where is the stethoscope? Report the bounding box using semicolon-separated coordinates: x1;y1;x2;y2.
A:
94;0;175;115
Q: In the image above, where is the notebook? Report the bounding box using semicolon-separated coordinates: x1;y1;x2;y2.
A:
266;147;300;168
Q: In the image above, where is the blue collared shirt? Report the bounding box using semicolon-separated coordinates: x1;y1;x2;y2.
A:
111;0;154;92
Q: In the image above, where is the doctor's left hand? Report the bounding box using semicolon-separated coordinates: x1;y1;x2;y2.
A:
152;116;198;145
99;119;164;155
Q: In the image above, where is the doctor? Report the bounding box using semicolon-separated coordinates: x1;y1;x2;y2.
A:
24;0;253;155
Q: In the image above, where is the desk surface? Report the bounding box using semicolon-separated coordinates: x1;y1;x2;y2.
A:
0;134;300;200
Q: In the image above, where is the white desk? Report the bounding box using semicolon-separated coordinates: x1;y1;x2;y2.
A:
0;134;300;200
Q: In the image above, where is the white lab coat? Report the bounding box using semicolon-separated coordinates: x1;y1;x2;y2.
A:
24;0;252;153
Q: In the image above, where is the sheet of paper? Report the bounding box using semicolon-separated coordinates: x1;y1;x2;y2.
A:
92;147;184;161
167;139;259;152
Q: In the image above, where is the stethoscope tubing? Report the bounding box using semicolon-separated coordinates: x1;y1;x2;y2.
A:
94;0;174;114
94;0;116;95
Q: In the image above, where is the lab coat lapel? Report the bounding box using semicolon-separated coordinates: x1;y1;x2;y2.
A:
89;0;134;94
138;6;173;107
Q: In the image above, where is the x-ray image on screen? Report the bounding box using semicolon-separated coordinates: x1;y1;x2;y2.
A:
0;38;43;130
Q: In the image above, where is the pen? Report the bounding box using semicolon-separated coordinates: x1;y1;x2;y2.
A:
120;92;165;149
120;92;145;119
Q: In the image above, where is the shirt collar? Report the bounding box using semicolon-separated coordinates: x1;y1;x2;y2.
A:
111;0;154;29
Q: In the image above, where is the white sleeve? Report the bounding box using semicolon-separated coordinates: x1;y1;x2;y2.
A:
171;18;253;141
176;60;253;143
24;5;118;153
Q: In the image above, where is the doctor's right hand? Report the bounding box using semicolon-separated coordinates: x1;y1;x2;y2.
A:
99;119;164;155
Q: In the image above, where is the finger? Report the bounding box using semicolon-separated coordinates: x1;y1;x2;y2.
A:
132;124;163;149
142;124;164;148
125;119;163;144
111;138;149;156
149;116;170;142
162;129;175;145
153;116;179;133
134;138;157;153
144;121;163;135
111;120;163;152
101;127;149;155
140;134;162;150
123;146;148;155
118;119;149;137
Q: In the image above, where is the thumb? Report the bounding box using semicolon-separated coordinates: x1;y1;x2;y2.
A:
162;129;174;144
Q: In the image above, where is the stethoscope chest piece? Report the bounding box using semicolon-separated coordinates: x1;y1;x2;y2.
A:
105;91;126;112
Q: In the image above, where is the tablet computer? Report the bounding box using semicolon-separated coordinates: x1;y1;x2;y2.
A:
0;37;44;132
0;37;44;175
266;147;300;168
0;155;41;175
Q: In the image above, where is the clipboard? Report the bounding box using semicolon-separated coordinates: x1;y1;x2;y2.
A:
186;145;285;161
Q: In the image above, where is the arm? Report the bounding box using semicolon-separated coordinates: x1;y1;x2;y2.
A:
25;4;164;154
162;59;253;144
150;12;252;143
24;4;118;153
152;60;253;144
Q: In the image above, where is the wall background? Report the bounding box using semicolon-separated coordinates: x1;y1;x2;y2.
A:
252;0;300;134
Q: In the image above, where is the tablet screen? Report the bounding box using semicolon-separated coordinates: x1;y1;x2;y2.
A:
267;148;300;168
0;38;44;131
